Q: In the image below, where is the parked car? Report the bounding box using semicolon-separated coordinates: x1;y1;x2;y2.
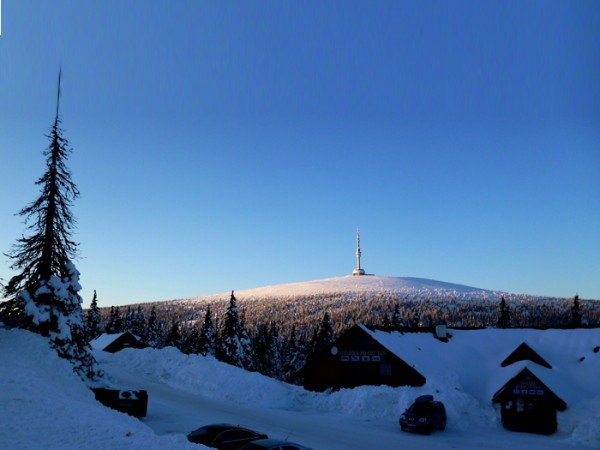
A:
399;395;446;434
239;438;312;450
187;424;268;449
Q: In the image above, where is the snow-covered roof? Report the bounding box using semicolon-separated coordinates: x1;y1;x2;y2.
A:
90;332;127;351
360;326;600;406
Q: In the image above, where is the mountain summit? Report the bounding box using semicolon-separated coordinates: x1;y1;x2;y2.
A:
196;275;492;301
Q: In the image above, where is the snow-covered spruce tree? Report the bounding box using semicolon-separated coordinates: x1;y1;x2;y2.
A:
216;291;253;369
0;73;99;380
311;312;334;355
267;321;283;378
113;306;124;333
391;303;405;328
124;306;134;331
198;305;216;356
85;290;102;341
282;326;307;383
571;294;582;328
146;306;162;347
105;306;116;333
496;296;512;329
131;305;146;340
165;321;183;350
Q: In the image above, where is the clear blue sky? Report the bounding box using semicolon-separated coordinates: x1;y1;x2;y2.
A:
1;1;599;306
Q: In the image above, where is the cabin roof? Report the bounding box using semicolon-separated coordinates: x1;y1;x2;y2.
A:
500;341;552;368
359;326;600;406
90;332;142;351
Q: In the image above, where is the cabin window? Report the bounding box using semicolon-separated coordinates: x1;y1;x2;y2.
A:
380;364;392;376
516;399;524;413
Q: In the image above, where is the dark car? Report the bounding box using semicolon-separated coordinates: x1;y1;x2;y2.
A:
239;438;312;450
399;395;447;434
187;424;268;449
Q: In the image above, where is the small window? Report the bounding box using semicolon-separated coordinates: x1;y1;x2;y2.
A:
380;363;392;376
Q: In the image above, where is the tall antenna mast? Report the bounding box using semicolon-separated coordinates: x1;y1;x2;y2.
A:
55;68;62;124
352;227;365;276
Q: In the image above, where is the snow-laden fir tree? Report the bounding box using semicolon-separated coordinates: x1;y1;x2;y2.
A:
267;321;283;378
198;305;216;356
0;72;99;380
282;326;307;383
166;321;183;350
181;323;201;354
311;312;334;355
106;306;124;333
571;294;582;328
85;290;102;341
497;296;512;328
216;291;253;369
391;303;405;328
146;306;162;347
131;305;146;340
124;306;134;331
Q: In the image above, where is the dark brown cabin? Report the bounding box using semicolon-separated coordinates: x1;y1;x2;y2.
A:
501;342;552;369
100;332;147;353
493;367;566;434
303;324;425;392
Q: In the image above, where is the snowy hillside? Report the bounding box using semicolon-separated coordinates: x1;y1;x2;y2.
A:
182;275;494;302
0;327;200;450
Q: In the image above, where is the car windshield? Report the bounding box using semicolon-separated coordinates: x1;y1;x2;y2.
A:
408;402;431;415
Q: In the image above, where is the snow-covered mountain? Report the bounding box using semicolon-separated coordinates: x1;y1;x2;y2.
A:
184;275;495;303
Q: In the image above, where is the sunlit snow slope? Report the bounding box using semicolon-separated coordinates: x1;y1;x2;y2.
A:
191;275;492;301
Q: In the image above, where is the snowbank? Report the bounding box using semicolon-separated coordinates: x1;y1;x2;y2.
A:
102;329;600;448
0;327;201;450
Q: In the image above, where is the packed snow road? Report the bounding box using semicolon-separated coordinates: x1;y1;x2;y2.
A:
103;358;574;450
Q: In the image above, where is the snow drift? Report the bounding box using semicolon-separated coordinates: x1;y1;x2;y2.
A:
0;327;201;450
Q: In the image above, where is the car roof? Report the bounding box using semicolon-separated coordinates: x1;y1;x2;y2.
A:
248;439;307;448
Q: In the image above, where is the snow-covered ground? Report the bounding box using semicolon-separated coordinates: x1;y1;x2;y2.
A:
2;326;598;449
0;327;201;450
96;331;599;450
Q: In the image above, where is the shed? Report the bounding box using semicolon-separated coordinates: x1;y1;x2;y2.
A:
90;332;147;353
492;367;566;434
303;324;425;392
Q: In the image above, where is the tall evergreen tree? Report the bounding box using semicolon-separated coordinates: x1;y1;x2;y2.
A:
124;306;134;331
216;291;253;369
497;296;512;328
181;323;201;354
146;306;162;347
85;290;102;341
571;294;582;328
0;72;99;380
105;306;117;334
282;326;307;383
198;305;216;356
311;312;334;355
113;306;124;333
131;306;146;340
391;303;405;328
166;321;183;350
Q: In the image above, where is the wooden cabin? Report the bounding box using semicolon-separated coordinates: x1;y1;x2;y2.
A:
90;331;147;353
303;324;425;392
493;367;566;434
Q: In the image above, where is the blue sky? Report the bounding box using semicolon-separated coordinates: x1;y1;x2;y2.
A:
1;1;599;306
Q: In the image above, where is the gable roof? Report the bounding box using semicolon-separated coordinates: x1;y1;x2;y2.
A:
90;333;126;350
359;326;600;407
500;342;552;369
492;366;567;410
